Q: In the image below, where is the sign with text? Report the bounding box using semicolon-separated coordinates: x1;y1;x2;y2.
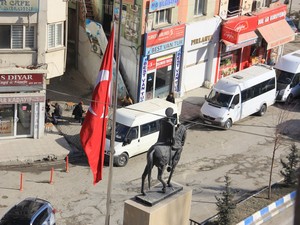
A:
255;4;287;27
145;24;185;55
0;0;38;12
149;0;179;12
0;95;45;104
0;74;43;87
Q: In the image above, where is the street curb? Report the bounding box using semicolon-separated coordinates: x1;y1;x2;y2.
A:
236;191;296;225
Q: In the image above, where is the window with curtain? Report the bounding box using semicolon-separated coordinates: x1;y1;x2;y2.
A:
0;25;35;49
194;0;206;16
48;22;63;49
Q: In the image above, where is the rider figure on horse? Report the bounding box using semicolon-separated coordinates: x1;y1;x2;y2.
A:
156;107;181;171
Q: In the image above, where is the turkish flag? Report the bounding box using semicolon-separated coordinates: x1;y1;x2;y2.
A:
80;26;115;184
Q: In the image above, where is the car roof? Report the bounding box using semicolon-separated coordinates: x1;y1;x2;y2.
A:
0;198;50;225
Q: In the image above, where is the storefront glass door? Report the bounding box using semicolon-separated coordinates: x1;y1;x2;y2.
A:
17;103;32;136
154;66;172;98
0;103;32;138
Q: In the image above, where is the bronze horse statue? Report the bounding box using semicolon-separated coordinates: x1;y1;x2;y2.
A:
141;124;187;195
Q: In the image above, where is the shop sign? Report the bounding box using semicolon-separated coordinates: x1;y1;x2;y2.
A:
139;56;148;102
221;16;257;44
0;0;38;12
174;50;181;92
149;0;179;12
145;38;184;55
256;4;287;27
147;59;156;71
145;24;185;48
0;95;45;104
0;74;43;87
156;55;173;69
191;35;213;47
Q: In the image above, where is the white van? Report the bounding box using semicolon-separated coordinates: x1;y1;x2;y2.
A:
105;98;178;166
275;50;300;103
200;64;276;129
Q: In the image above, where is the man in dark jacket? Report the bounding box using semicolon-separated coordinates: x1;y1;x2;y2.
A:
72;101;86;124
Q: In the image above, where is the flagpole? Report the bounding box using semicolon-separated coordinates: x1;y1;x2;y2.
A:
105;0;122;224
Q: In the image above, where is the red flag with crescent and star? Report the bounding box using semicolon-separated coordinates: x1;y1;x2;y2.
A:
80;26;115;185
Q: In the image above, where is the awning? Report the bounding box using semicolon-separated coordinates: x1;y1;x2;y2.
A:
257;19;295;50
223;31;258;52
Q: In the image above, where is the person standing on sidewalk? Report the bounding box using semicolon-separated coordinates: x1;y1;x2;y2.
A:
52;103;62;125
72;101;86;124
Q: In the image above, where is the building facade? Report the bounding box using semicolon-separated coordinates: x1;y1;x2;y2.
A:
0;0;68;139
217;0;295;80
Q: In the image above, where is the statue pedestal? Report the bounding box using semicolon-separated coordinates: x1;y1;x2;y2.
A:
123;184;192;225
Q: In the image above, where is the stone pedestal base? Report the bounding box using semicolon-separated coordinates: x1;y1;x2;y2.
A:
123;187;192;225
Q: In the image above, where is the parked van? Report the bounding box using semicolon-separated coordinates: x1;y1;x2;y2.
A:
274;50;300;103
200;64;276;129
105;98;178;167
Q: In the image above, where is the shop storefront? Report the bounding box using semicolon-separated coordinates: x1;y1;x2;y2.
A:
254;4;295;65
139;24;185;102
0;71;46;139
219;3;295;80
220;15;259;79
182;17;221;92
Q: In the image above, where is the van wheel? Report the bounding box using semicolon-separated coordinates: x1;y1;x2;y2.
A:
258;104;267;116
115;153;129;167
224;119;232;129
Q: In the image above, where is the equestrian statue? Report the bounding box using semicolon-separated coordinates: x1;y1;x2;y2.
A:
141;107;187;195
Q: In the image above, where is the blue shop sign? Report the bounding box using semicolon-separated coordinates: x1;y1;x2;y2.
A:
145;38;184;55
149;0;179;12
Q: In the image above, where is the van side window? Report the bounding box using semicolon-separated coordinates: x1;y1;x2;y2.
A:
241;77;275;103
127;127;138;140
232;94;239;105
141;120;159;137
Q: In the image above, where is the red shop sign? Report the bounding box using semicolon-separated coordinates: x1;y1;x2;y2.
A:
146;24;185;48
147;59;156;71
221;16;257;43
0;74;43;86
157;56;173;69
255;4;287;27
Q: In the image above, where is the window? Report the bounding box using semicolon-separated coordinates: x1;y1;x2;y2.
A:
32;208;49;225
0;25;35;49
155;9;171;25
194;0;206;16
48;22;63;49
141;120;160;137
241;78;276;103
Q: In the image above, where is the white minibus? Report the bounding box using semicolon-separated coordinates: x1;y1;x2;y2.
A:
105;98;178;166
200;64;276;129
274;50;300;103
